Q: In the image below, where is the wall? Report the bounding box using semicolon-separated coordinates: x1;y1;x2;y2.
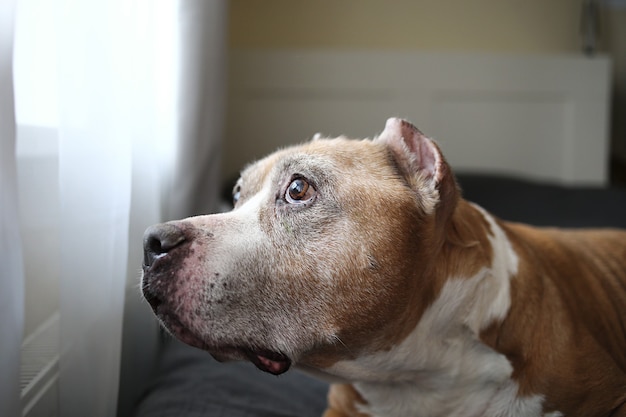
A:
227;1;625;185
229;0;582;53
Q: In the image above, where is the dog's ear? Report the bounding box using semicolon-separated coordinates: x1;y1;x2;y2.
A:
376;118;459;225
375;118;444;185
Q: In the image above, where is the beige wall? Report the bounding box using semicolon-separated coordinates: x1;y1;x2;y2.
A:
229;0;582;54
229;1;626;176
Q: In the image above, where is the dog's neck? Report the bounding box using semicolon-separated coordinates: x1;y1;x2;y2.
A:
308;201;535;416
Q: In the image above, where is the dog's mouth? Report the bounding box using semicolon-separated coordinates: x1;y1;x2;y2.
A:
142;283;292;375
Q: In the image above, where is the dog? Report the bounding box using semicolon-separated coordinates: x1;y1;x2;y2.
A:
142;118;626;416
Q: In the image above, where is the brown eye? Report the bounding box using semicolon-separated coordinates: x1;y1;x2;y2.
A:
286;178;315;204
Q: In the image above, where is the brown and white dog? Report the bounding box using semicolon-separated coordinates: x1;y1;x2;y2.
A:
142;118;626;417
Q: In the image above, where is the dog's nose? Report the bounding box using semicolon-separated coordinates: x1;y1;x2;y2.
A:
143;224;186;267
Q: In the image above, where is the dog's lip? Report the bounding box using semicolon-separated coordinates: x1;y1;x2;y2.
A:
141;280;292;375
245;348;292;375
141;284;160;309
209;347;292;375
140;290;210;351
144;296;292;375
155;308;211;351
141;279;167;315
141;253;166;272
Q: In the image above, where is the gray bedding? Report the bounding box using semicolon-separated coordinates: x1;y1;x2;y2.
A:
133;337;328;417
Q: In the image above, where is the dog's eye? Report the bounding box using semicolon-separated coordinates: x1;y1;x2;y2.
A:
233;184;241;205
286;178;315;204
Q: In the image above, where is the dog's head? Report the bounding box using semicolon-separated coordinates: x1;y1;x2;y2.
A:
141;118;464;376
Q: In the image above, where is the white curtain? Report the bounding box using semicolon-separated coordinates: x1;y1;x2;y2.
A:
1;1;25;416
7;1;226;416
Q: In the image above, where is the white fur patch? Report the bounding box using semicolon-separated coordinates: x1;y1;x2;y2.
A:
465;203;519;333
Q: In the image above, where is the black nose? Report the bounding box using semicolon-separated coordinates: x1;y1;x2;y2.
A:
143;223;186;267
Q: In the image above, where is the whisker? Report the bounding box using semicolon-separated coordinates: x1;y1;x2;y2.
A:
332;334;354;357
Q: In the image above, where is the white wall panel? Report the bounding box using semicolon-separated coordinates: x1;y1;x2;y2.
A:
225;50;611;185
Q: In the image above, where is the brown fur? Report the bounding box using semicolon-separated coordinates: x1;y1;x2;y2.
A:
481;223;626;415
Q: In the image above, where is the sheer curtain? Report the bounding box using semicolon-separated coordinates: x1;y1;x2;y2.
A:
1;0;24;416
7;1;226;416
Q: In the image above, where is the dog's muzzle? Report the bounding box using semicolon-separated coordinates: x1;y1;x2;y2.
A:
140;222;294;376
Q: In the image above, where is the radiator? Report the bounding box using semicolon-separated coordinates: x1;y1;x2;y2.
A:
21;313;59;417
